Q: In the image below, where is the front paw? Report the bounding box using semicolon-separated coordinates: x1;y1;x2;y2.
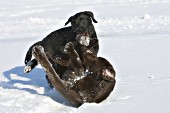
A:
55;57;63;64
32;45;46;60
64;42;75;54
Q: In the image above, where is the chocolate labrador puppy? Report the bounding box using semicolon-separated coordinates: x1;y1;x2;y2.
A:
32;41;116;107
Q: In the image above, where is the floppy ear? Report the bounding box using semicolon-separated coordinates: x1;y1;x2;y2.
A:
65;16;72;26
84;11;98;23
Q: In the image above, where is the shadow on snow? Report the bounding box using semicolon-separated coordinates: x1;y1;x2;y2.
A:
1;66;72;107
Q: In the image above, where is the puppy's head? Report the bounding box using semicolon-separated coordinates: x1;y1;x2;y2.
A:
65;11;98;37
84;51;116;82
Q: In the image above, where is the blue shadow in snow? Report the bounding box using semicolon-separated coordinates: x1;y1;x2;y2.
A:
1;66;72;107
2;66;46;93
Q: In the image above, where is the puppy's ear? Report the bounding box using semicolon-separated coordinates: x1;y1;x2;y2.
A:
65;16;72;26
84;11;98;23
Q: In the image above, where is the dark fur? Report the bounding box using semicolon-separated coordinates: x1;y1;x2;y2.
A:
32;42;116;107
24;11;99;80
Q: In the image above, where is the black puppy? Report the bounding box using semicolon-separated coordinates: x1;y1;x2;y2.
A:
24;11;99;82
32;42;116;107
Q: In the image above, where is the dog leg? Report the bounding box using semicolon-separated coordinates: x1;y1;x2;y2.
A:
24;41;42;73
50;42;85;86
62;42;85;81
51;42;84;76
64;42;84;70
32;45;83;107
45;75;54;89
24;41;41;65
24;59;38;73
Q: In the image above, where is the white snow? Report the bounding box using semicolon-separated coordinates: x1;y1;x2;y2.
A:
1;0;170;113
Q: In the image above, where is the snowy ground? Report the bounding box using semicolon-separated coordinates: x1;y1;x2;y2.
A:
0;0;170;113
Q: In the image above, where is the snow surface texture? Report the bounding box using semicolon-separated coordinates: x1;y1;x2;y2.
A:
1;0;170;113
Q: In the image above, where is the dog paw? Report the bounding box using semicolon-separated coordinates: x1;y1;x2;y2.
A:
32;45;46;60
24;66;32;74
55;57;63;64
84;49;96;60
64;42;75;54
56;57;61;61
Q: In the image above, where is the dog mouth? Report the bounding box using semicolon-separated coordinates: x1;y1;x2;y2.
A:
76;32;90;46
